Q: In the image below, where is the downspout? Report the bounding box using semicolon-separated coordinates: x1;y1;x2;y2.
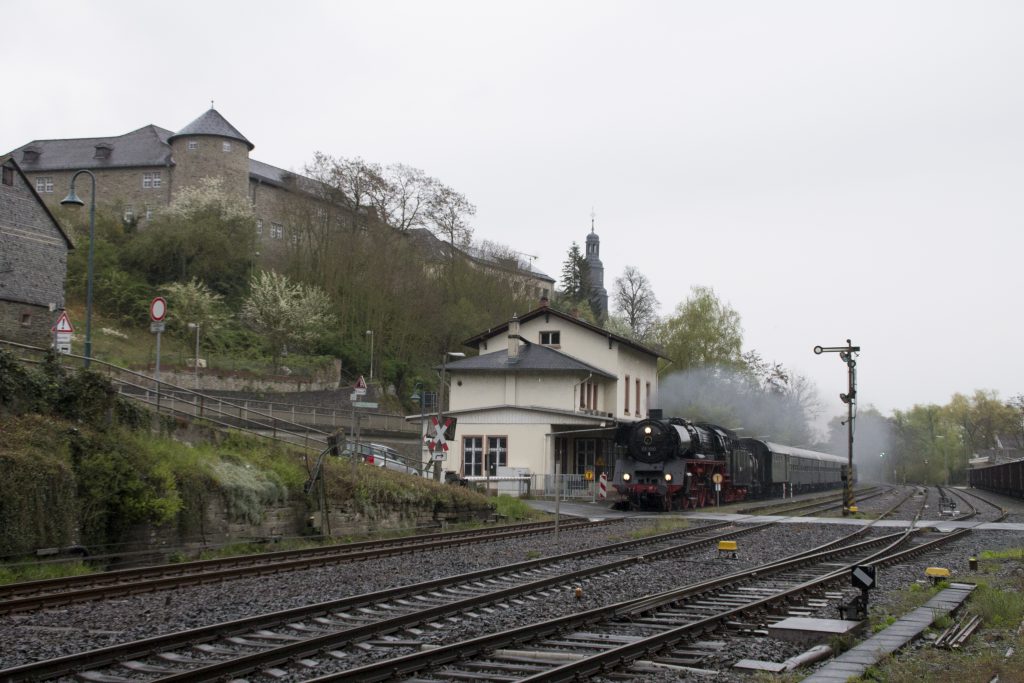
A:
573;372;593;413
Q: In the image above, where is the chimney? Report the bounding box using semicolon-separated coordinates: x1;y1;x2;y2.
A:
508;315;520;359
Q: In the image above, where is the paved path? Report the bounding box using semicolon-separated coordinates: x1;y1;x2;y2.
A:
799;583;975;682
524;499;1024;531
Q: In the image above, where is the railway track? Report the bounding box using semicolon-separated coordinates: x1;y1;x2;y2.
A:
0;490;919;681
315;521;956;681
938;485;1008;523
0;519;617;616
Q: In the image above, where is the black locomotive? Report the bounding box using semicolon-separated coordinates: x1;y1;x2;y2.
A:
612;411;848;511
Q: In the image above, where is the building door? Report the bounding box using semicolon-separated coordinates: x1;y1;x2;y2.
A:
574;439;597;475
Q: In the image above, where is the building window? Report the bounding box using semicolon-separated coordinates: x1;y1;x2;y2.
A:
487;436;507;473
271;222;283;239
20;313;31;327
142;172;161;189
123;206;134;222
624;375;630;414
635;378;641;416
35;176;54;193
188;140;198;151
463;437;484;477
646;382;651;416
1;165;12;186
222;141;232;152
540;330;560;346
145;207;153;221
256;219;263;236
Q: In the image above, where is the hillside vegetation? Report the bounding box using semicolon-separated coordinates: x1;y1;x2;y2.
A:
0;349;491;560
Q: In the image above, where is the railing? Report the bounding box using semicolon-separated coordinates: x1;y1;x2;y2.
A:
1;341;330;452
178;393;420;435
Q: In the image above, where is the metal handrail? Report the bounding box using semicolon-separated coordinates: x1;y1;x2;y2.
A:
1;340;334;452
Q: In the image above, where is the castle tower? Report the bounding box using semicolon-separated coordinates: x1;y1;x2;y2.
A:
167;107;253;202
585;220;608;322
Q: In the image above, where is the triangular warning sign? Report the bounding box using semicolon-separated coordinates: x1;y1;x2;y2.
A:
354;375;367;390
52;311;74;333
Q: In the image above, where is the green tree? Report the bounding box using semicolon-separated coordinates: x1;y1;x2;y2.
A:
660;285;743;371
241;271;335;368
123;178;256;298
558;242;589;304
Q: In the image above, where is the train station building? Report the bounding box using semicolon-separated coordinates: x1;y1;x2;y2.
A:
439;300;663;491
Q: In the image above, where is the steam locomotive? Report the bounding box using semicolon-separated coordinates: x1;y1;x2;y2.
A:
611;410;848;511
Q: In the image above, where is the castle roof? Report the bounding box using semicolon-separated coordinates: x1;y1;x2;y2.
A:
168;108;254;150
8;125;174;172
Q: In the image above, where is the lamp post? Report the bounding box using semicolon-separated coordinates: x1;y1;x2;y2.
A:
366;330;374;383
60;170;97;367
411;382;426;474
435;351;466;481
187;322;201;389
936;435;947;486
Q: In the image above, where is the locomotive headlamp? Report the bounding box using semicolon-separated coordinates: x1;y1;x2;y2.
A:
664;473;673;482
643;426;653;435
622;473;631;482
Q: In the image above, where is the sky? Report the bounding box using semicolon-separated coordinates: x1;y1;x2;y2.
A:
5;1;1022;419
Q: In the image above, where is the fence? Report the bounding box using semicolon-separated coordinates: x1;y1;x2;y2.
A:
463;474;604;501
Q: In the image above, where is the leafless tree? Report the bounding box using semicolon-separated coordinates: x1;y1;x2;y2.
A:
369;163;439;232
428;184;475;248
612;265;660;341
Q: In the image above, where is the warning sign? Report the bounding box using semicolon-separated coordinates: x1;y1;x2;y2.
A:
354;375;367;396
52;311;74;333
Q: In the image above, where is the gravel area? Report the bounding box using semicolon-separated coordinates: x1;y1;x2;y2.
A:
3;485;1022;682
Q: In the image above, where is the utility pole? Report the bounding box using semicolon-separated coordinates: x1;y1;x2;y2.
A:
814;340;860;516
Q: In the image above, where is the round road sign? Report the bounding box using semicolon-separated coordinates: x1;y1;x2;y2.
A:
712;473;723;484
150;297;167;322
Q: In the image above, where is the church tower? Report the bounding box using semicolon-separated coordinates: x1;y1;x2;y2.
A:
585;218;608;322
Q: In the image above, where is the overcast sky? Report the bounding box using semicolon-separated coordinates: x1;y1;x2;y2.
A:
5;1;1022;418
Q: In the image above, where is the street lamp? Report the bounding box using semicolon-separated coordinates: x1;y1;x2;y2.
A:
60;170;97;367
187;322;201;389
411;382;426;474
366;330;374;383
434;351;466;481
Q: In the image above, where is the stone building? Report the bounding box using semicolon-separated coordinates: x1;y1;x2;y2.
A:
8;107;550;286
7;108;317;266
0;157;73;347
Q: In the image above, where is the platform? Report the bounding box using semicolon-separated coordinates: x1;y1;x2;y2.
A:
798;583;976;682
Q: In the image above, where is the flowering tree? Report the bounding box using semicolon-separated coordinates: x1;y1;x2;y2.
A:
241;271;335;368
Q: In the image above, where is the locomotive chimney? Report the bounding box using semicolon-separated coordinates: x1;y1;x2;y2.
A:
508;315;520;359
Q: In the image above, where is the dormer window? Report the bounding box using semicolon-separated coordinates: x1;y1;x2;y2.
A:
93;143;113;160
2;165;12;186
540;331;560;346
21;148;40;163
